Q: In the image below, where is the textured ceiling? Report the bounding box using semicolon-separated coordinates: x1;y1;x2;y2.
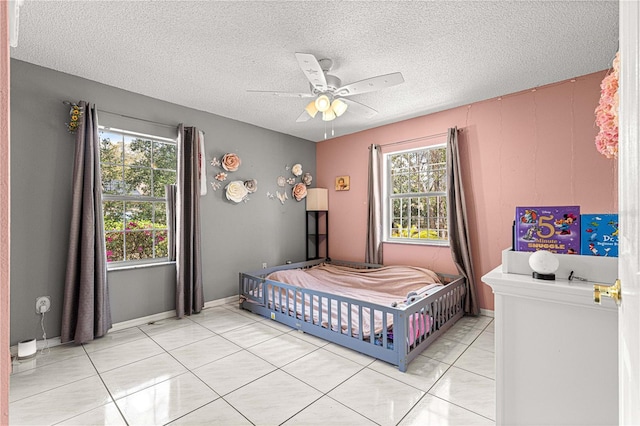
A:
10;1;618;142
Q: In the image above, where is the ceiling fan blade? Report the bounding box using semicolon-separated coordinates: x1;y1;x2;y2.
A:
340;98;378;118
296;110;313;122
295;53;327;91
247;90;315;98
335;72;404;97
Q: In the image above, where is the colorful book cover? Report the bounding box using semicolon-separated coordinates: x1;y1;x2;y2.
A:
515;206;581;254
581;214;619;257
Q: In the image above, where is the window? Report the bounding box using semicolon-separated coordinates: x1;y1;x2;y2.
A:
385;145;448;245
99;128;177;264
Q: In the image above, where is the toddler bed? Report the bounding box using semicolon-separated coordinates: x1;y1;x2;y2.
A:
239;259;466;372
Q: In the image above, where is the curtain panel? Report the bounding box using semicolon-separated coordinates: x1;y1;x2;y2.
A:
175;125;204;317
446;127;480;315
365;144;383;264
61;101;112;344
165;184;177;262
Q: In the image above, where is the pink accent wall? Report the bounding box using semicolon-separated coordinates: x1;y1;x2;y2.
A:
317;71;618;311
1;1;10;423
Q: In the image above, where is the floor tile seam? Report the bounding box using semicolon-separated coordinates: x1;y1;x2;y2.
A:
245;342;325;370
110;370;201;408
141;321;210;340
9;352;91;376
215;326;285;350
82;335;153;355
432;334;472;347
149;331;223;353
7;370;101;405
280;358;369;396
285;330;331;348
49;401;121;426
321;393;383;426
448;363;495;381
424;392;496;423
197;320;261;335
101;358;191;401
362;364;438;395
170;345;245;372
91;345;167;375
274;393;326;426
394;390;430;426
467;344;495;354
167;397;254;426
211;366;278;398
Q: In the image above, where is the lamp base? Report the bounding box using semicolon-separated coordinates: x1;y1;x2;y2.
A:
532;272;556;281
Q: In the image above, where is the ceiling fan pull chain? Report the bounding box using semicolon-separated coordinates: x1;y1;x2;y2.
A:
331;121;335;137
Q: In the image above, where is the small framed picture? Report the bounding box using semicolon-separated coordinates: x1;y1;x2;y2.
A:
335;175;350;191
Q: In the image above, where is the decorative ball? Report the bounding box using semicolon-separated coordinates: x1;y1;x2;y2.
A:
529;250;559;275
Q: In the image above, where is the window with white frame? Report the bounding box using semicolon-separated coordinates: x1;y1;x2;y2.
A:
99;128;177;264
385;145;448;245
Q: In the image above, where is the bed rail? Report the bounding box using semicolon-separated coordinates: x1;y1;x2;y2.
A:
239;260;465;372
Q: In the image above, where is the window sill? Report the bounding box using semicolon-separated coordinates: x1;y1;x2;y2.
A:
107;261;176;272
384;239;450;247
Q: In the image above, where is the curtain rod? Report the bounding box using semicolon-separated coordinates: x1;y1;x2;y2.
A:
62;101;178;130
377;128;462;148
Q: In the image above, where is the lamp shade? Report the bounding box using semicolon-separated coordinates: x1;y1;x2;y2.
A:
306;188;328;211
305;101;318;118
331;99;348;117
322;109;336;121
315;95;331;112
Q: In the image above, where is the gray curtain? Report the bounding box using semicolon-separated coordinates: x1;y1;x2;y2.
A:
447;127;479;315
365;144;383;264
165;184;177;262
61;101;112;344
176;125;204;317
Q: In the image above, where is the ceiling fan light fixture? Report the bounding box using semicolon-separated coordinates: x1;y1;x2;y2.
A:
315;95;331;112
322;109;336;121
331;99;348;117
305;101;318;118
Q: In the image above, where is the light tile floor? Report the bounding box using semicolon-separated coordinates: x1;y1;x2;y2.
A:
10;303;495;425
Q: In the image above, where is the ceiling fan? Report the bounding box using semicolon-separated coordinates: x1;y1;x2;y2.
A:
248;53;404;123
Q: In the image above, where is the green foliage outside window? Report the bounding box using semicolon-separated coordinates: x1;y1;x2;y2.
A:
388;146;448;243
100;130;176;263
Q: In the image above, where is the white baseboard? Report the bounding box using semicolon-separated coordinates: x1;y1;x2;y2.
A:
110;309;178;332
11;295;241;353
480;308;495;318
10;336;63;355
204;294;239;309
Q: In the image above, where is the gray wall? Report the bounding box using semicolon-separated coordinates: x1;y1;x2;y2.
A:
10;59;316;345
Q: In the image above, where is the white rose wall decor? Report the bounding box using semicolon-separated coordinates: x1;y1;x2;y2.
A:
210;153;257;204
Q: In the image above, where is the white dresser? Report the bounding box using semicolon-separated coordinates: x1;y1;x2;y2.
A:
483;251;618;425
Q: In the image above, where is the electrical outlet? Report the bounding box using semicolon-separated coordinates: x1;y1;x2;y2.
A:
262;262;267;269
36;296;51;314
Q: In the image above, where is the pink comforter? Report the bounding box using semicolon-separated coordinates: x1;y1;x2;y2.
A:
264;264;442;337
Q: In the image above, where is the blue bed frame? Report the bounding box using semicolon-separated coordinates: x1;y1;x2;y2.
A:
239;259;466;372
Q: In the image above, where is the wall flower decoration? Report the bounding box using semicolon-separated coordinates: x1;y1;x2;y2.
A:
269;163;313;204
210;152;256;204
292;182;307;201
244;179;258;193
302;172;312;186
595;52;619;159
66;103;83;133
221;153;241;171
225;180;249;203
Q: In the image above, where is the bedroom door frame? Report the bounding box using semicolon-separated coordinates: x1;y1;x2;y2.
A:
618;1;640;423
